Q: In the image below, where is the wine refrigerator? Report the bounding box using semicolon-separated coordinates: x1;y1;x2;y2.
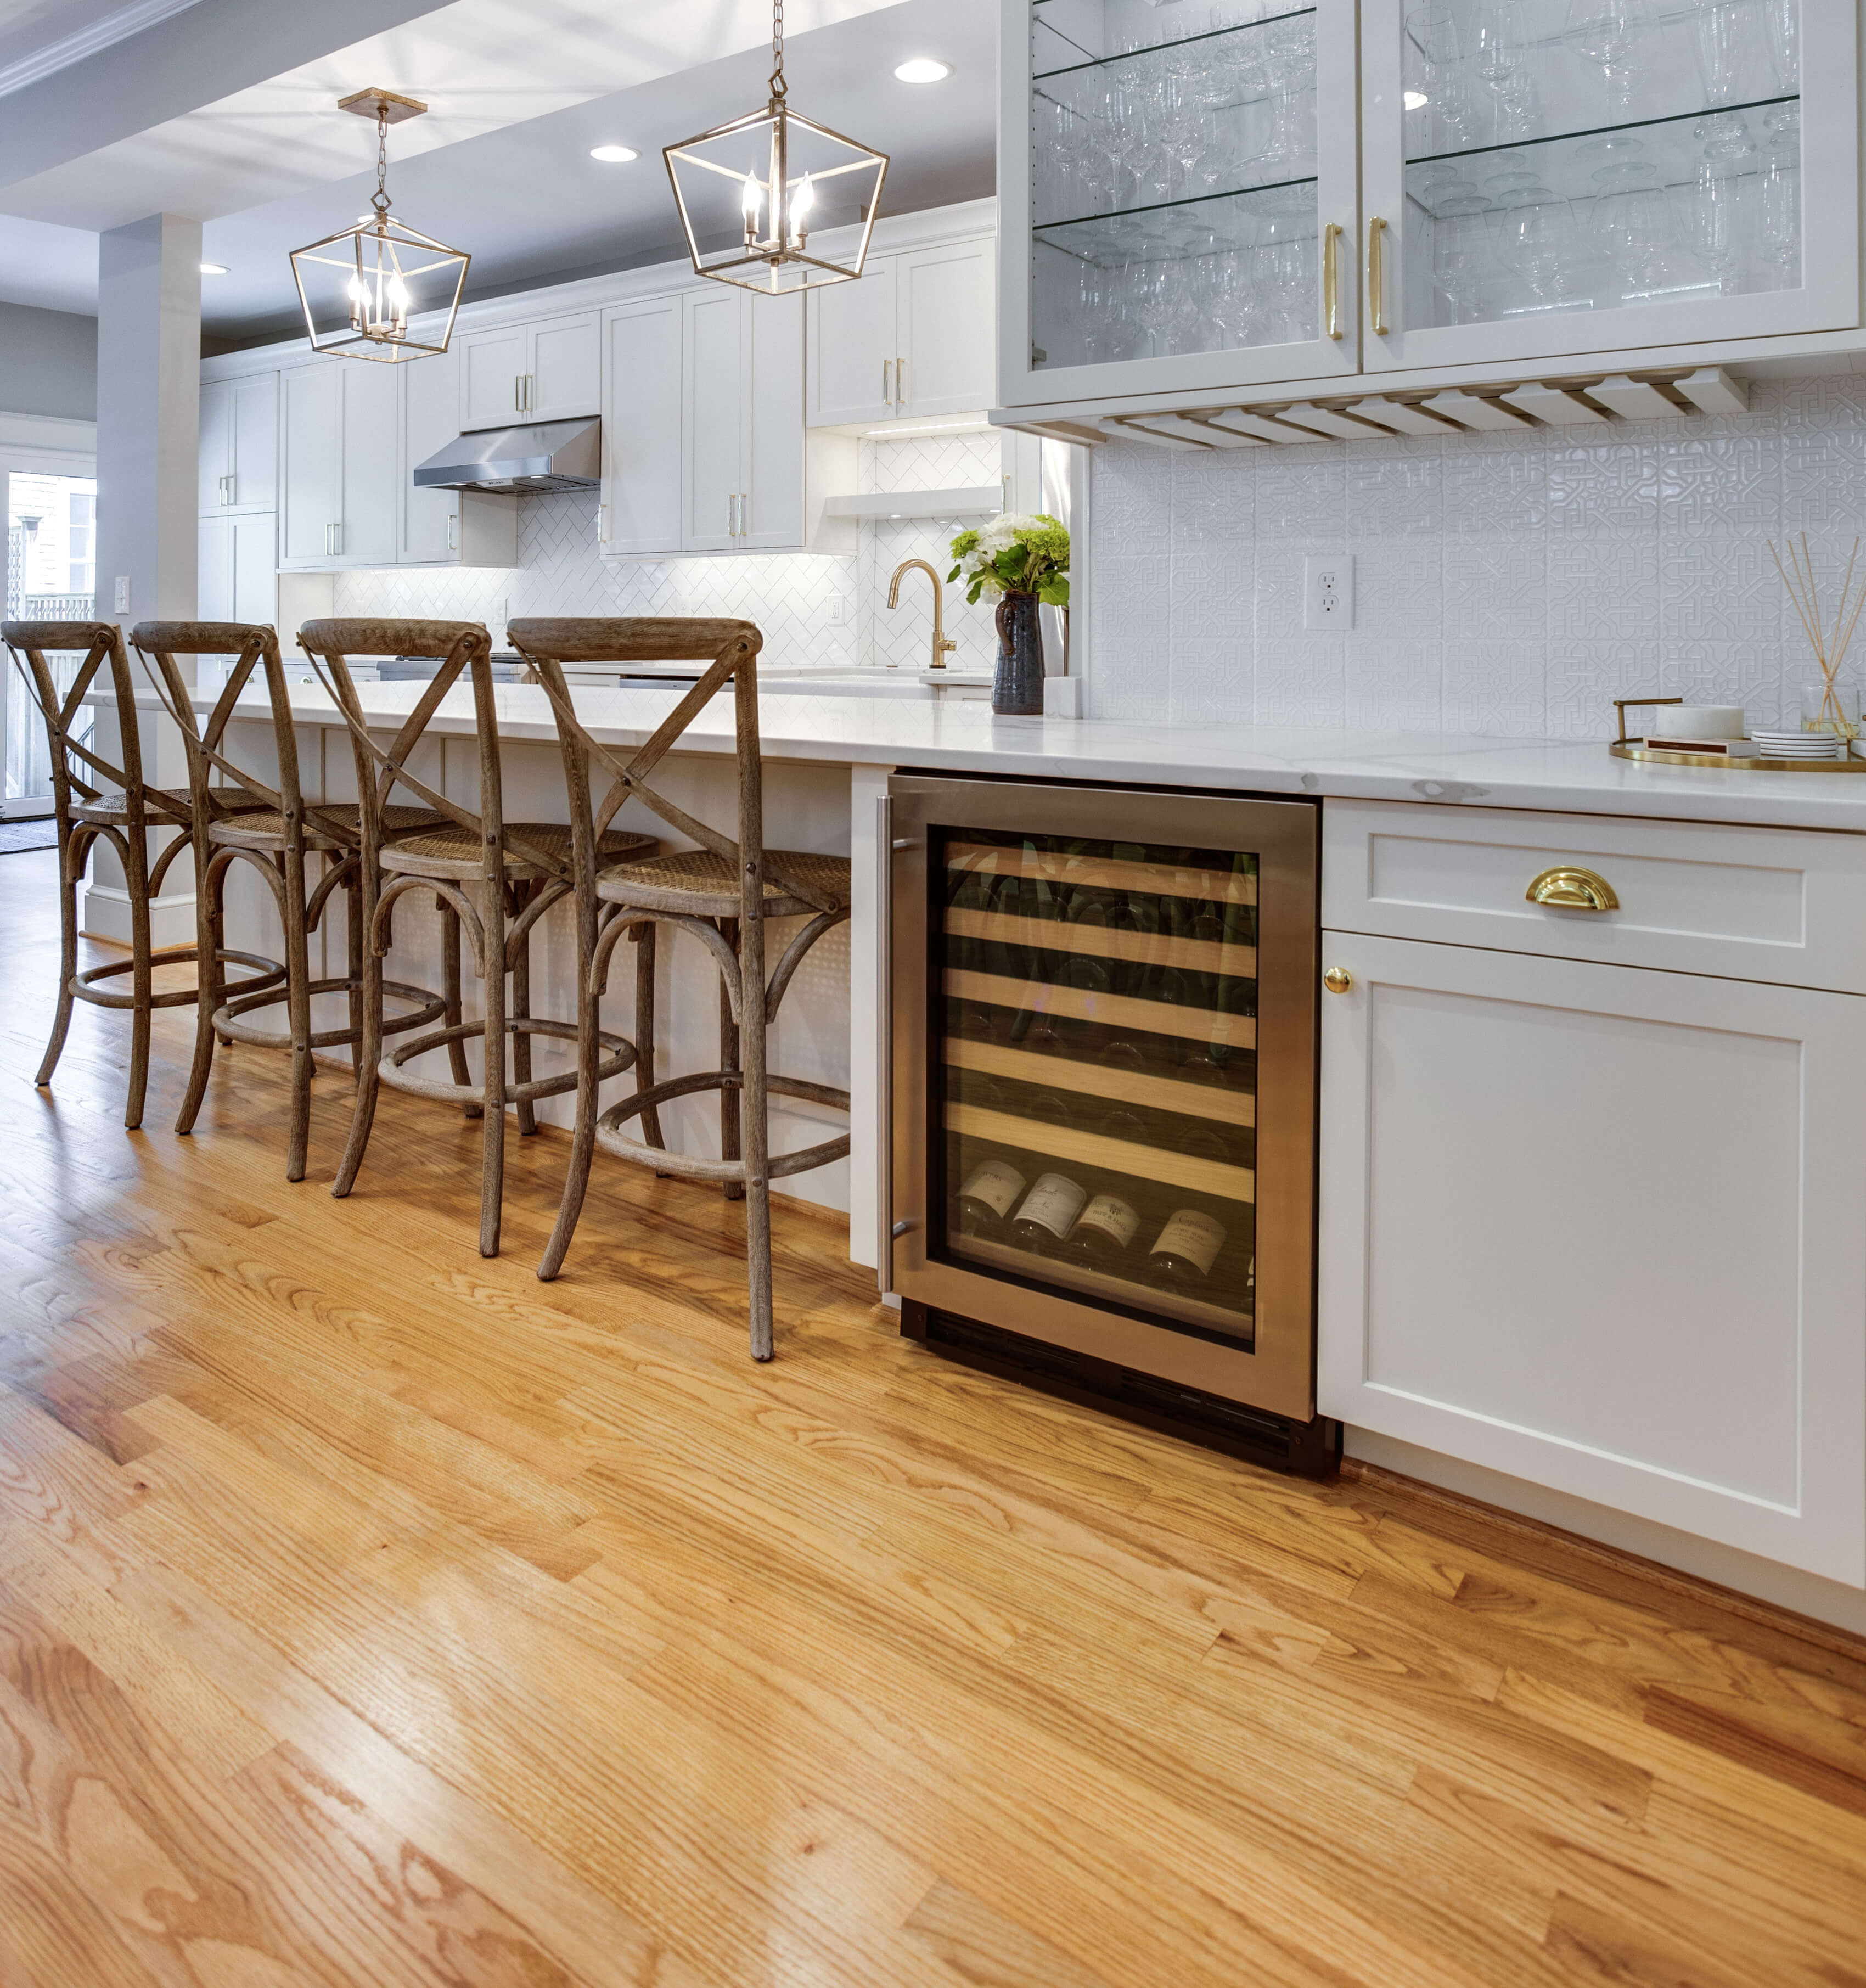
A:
882;774;1330;1467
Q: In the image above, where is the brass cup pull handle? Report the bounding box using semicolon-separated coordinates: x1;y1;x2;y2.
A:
1368;217;1388;336
1323;967;1353;993
1323;222;1343;340
1526;866;1620;912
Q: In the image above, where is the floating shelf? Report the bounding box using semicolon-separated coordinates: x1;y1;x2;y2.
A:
823;485;1002;520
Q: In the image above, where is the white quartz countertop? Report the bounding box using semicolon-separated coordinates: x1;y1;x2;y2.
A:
123;681;1866;832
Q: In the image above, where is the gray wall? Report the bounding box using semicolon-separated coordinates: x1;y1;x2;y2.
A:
0;301;98;420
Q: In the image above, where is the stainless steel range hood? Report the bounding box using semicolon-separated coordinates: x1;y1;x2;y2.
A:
412;417;601;493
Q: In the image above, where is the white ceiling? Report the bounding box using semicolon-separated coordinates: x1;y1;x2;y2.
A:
0;0;996;341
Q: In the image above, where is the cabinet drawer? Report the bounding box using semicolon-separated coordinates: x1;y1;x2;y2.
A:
1323;800;1866;994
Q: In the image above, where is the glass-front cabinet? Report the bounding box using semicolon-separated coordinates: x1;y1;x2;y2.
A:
998;0;1858;407
886;777;1319;1424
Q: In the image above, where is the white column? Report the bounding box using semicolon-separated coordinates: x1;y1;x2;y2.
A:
85;212;201;945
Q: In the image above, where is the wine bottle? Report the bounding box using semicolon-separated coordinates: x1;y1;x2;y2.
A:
955;1156;1027;1239
1147;1207;1228;1289
1061;1190;1142;1265
1009;1171;1088;1254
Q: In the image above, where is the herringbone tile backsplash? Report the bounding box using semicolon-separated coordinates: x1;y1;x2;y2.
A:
333;431;1011;676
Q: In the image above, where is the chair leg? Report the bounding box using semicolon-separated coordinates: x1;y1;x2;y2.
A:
478;888;507;1258
283;851;315;1184
632;918;671;1173
540;903;603;1283
35;833;80;1089
442;902;481;1119
512;886;537;1139
176;849;228;1137
718;915;744;1202
738;913;773;1362
332;884;385;1200
124;845;155;1132
345;860;365;1079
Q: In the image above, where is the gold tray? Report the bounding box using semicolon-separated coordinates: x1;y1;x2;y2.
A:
1609;742;1866;771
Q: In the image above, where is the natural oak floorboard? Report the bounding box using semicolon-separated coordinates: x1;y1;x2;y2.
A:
1;847;1864;1985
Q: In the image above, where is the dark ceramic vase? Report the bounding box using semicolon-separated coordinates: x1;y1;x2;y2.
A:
992;591;1045;716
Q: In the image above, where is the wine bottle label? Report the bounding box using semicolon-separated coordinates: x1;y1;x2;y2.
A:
1074;1193;1140;1248
1150;1208;1227;1274
959;1159;1026;1220
1015;1171;1088;1239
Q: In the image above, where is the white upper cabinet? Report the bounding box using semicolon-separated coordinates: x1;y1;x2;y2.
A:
460;310;600;427
1360;0;1857;372
198;373;277;515
1001;0;1363;407
401;346;518;569
1001;0;1859;408
807;236;997;425
599;297;683;558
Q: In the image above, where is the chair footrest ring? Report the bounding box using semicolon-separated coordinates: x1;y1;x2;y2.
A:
379;1015;636;1108
212;976;447;1054
74;946;282;1014
594;1069;851;1181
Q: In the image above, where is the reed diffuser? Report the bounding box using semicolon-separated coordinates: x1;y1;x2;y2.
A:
1770;533;1866;742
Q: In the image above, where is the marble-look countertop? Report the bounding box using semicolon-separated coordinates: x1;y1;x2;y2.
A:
120;681;1866;833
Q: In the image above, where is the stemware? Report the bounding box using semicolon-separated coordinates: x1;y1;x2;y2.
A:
1405;6;1478;154
1761;106;1802;290
1568;0;1647;122
1493;185;1575;312
1764;0;1800;91
1258;13;1317;175
1430;193;1495;324
1687;114;1756;296
1693;0;1749;109
1590;158;1673;302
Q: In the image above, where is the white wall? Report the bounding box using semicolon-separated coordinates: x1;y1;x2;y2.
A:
0;303;97;421
1086;375;1866;738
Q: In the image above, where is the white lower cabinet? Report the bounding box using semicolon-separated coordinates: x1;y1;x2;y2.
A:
1317;929;1866;1585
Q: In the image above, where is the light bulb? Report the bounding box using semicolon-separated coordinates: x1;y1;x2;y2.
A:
741;170;763;244
789;172;815;246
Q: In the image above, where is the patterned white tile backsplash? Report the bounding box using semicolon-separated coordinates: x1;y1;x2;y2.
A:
1087;377;1866;737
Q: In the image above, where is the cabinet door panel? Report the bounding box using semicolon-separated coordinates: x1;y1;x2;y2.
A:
279;366;341;566
228;373;277;512
229;513;277;624
602;299;682;558
401;347;461;565
462;326;526;428
808;257;896;425
340;363;400;566
198;379;232;514
898;241;994;415
1360;0;1859;371
528;311;600;419
198;515;232;619
683;288;744;551
741;290;803;549
1317;931;1866;1582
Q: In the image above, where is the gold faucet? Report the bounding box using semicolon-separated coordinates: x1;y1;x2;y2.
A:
887;558;958;671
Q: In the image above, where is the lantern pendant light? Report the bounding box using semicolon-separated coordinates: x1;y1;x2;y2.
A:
289;89;470;362
664;0;889;296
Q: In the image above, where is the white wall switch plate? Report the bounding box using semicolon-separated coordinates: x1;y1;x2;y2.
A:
1303;554;1353;631
113;576;131;613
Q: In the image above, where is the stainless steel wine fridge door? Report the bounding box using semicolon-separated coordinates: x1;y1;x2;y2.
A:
886;776;1319;1422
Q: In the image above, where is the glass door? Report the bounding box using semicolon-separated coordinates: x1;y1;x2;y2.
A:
1361;0;1858;370
888;779;1318;1422
998;0;1362;406
4;468;97;818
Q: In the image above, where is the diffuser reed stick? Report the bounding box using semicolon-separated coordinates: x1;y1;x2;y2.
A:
1769;533;1866;743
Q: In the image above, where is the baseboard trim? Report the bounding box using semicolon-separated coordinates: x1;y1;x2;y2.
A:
80;881;196;950
1343;1441;1866;1659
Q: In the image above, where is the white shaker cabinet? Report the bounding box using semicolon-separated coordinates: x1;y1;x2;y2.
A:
198;373;277;516
278;361;398;570
807;235;996;425
400;346;518;568
598;296;682;558
340;360;400;568
681;285;807;553
198;513;277;625
1317;930;1866;1585
460;310;600;428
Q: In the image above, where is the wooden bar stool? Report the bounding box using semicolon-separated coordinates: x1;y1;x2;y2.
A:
2;619;279;1129
301;618;657;1256
507;617;851;1361
131;622;449;1182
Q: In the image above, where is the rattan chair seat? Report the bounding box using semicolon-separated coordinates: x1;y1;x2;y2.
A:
74;784;203;826
383;820;656;880
208;801;442;852
594;846;851;919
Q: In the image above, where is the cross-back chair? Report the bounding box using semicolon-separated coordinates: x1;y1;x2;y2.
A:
505;616;851;1361
131;621;449;1181
300;618;655;1256
2;619;278;1128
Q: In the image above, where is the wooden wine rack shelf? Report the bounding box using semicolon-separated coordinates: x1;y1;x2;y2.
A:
956;1232;1255;1342
945;969;1257;1053
943;1036;1256;1130
947;843;1258;906
945;907;1257;980
945;1101;1256;1203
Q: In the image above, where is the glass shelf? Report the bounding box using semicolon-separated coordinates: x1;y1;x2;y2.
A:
1406;91;1798;170
1034;5;1317;82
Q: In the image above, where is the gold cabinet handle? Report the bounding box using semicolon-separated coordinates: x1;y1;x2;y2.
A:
1368;217;1388;336
1526;866;1619;912
1323;967;1353;993
1323;222;1342;340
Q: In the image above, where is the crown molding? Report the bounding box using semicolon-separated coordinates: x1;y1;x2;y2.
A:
0;0;204;99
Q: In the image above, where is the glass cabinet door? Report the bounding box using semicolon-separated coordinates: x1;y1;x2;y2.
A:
998;0;1363;406
1361;0;1858;370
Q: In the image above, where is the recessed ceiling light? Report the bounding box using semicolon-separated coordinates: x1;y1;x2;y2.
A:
590;144;639;162
1403;90;1429;109
893;57;952;83
200;261;229;274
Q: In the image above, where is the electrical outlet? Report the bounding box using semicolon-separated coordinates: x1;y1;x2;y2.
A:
113;576;131;614
1303;554;1353;631
824;596;848;626
493;597;509;629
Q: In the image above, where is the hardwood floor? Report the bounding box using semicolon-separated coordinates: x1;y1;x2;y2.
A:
1;844;1863;1988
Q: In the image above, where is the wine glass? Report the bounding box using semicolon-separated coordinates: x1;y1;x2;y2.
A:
1761;105;1802;289
1494;185;1573;311
1693;0;1749;109
1764;0;1800;91
1430;193;1496;325
1590;158;1672;302
1688;115;1756;296
1569;0;1647;122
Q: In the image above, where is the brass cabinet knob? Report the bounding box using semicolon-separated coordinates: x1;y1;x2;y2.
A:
1526;865;1620;912
1323;967;1353;994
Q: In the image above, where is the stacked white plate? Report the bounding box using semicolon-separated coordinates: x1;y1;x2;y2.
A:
1749;729;1842;759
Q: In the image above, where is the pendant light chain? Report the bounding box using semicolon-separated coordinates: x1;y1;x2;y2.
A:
371;105;392;218
769;0;786;100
